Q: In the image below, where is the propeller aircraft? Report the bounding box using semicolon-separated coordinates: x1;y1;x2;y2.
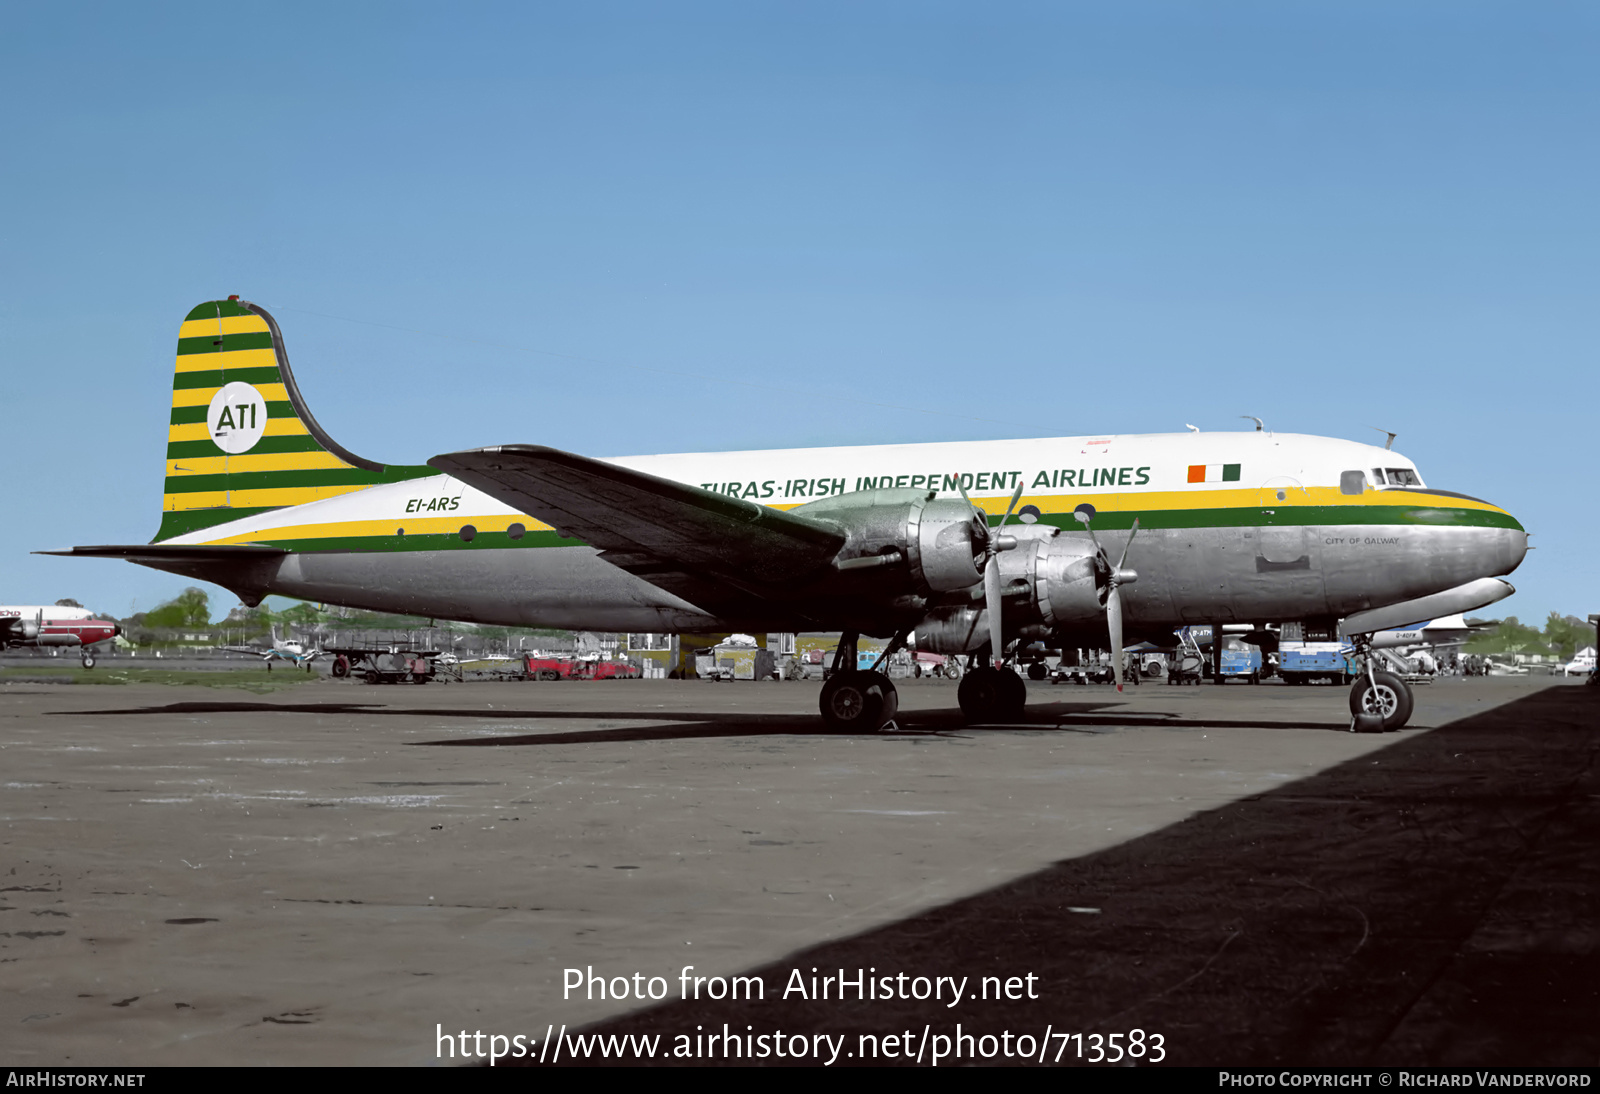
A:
43;299;1528;731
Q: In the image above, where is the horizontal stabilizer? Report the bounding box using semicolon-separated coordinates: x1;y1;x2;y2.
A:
37;544;287;607
429;445;846;585
37;544;287;560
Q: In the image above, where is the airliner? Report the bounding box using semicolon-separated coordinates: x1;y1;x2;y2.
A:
44;298;1527;731
1;605;120;667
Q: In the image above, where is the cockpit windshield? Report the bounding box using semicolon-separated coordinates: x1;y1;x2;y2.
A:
1371;467;1423;487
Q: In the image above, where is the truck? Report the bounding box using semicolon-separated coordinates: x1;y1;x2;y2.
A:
695;636;777;680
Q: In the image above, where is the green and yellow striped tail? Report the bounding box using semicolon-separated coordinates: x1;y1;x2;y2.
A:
157;298;432;541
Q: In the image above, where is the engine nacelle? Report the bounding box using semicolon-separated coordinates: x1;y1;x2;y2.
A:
793;490;987;594
913;526;1107;653
994;525;1103;629
20;620;40;640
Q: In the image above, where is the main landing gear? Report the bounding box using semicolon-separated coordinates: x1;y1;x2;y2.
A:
957;662;1026;724
1346;635;1413;732
817;631;901;732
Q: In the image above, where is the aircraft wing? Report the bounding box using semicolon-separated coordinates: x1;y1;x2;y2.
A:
429;446;848;590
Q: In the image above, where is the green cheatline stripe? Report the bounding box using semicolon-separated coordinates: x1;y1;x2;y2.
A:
170;400;298;426
162;464;439;494
166;434;327;460
251;529;584;553
184;300;256;322
1014;504;1522;533
175;332;274;355
172;366;281;391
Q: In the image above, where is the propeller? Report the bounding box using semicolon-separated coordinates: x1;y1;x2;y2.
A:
1074;509;1140;692
960;480;1025;670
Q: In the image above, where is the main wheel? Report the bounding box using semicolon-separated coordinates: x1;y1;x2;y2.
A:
958;666;1026;724
1349;671;1414;731
942;660;961;681
80;652;96;669
1027;662;1047;681
819;670;892;732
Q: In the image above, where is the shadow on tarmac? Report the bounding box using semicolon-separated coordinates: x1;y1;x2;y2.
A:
528;687;1598;1067
53;699;1355;744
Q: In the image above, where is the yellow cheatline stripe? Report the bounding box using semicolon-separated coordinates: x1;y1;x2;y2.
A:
165;450;354;477
773;485;1506;517
196;514;556;545
171;382;289;408
173;346;278;374
168;418;310;444
177;315;270;340
164;483;380;512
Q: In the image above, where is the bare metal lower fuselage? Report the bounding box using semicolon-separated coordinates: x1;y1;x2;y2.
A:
254;521;1527;639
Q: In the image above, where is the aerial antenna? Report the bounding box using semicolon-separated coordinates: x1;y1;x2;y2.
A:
1241;415;1264;432
1367;426;1397;450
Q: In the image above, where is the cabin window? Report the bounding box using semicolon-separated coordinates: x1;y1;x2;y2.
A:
1385;467;1422;486
1340;470;1366;495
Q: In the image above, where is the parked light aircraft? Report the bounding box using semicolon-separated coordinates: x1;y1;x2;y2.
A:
44;299;1529;730
216;623;323;668
1;605;119;667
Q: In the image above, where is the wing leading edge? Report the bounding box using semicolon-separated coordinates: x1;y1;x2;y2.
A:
428;445;848;594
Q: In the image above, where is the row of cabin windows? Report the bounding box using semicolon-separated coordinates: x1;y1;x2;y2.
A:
1339;467;1424;495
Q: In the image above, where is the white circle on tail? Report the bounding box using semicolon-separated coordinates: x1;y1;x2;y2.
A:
207;382;268;454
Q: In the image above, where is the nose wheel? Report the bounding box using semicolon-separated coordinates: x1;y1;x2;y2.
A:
1349;670;1413;731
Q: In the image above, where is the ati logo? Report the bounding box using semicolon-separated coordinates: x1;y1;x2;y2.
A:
207;381;268;454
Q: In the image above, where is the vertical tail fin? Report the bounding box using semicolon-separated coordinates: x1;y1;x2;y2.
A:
158;298;425;541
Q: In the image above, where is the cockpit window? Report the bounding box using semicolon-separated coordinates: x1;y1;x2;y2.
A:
1340;470;1366;495
1385;467;1422;487
1370;468;1386;485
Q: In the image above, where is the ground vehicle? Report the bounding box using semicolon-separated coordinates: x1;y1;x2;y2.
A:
524;654;584;680
329;647;439;684
1279;642;1355;685
696;638;776;680
1216;638;1265;683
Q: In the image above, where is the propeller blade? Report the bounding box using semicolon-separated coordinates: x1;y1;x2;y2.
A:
995;481;1025;531
985;559;1004;670
1107;583;1124;693
1116;517;1141;571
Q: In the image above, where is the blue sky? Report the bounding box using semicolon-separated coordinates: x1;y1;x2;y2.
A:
4;2;1595;627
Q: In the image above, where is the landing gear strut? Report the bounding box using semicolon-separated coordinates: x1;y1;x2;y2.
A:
817;631;901;732
1346;634;1413;732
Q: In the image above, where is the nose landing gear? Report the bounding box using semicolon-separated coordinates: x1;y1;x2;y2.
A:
1346;635;1413;732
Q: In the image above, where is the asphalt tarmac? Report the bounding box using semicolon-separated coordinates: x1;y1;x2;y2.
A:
0;672;1592;1066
